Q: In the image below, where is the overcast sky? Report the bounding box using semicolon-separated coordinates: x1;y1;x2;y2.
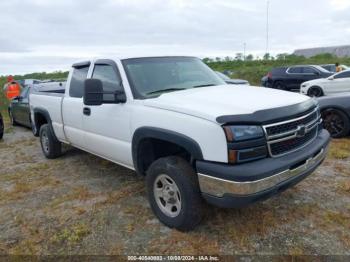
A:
1;0;349;75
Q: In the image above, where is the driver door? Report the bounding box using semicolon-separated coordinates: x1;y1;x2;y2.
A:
82;60;133;167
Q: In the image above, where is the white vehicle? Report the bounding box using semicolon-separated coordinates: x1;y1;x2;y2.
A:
30;56;330;231
300;70;350;97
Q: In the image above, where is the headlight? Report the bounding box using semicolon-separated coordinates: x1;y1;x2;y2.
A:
223;125;267;164
223;125;264;142
301;83;309;88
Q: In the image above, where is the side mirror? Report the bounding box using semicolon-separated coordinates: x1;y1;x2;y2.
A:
84;79;103;106
83;79;127;106
328;76;334;80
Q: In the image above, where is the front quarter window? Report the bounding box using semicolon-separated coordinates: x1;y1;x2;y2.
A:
122;57;225;99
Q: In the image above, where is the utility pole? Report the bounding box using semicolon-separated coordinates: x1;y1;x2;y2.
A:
243;42;246;61
266;0;269;56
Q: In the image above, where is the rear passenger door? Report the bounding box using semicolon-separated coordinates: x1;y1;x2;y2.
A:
62;63;90;147
286;66;303;90
82;60;133;167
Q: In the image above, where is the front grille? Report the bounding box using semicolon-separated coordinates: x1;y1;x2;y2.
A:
263;107;320;157
269;127;318;156
266;110;318;137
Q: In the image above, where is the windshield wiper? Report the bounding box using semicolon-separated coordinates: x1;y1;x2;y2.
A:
146;88;186;96
193;83;216;88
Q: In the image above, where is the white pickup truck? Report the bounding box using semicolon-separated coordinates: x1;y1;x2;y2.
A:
30;56;330;231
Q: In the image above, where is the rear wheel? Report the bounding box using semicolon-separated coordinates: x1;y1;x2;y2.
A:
273;81;286;90
308;86;324;97
39;124;62;158
146;156;204;231
322;109;350;138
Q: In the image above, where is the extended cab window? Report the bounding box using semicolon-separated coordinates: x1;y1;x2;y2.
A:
334;71;350;79
288;67;302;74
92;64;123;101
69;66;89;98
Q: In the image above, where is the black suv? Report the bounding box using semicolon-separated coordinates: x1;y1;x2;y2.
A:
262;65;333;92
0;112;4;139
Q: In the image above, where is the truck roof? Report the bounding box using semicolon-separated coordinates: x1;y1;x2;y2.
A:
72;55;197;67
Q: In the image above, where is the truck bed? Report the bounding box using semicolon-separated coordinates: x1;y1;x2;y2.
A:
30;91;65;141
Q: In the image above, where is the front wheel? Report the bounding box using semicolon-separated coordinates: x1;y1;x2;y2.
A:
146;156;204;231
308;86;324;97
39;124;62;159
322;109;350;138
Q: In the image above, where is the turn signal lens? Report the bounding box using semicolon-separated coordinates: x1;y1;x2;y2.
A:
228;150;237;164
223;126;234;142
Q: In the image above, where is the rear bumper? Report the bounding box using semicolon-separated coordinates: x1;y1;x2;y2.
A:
196;129;330;208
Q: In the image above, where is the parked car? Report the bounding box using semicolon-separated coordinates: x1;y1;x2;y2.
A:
215;71;250;85
318;93;350;138
30;56;330;231
262;65;333;92
321;64;349;73
8;86;34;131
0;112;4;139
300;70;350;97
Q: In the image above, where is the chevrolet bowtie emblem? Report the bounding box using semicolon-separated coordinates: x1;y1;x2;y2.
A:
296;125;307;137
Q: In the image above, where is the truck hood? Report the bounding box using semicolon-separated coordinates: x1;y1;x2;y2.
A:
143;85;310;123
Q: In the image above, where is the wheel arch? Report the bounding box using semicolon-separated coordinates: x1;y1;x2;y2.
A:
33;108;56;138
308;85;324;96
320;106;349;116
132;127;203;176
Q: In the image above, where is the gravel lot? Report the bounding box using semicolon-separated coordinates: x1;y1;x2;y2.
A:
0;123;349;256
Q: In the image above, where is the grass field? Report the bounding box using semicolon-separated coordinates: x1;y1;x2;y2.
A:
0;126;349;255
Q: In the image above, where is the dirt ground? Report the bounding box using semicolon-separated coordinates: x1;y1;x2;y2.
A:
0;122;349;256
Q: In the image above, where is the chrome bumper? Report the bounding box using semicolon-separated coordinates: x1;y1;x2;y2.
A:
198;148;327;197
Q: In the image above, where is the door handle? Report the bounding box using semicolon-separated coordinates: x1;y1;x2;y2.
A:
83;107;91;116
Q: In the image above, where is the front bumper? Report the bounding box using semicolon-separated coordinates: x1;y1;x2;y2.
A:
196;129;330;208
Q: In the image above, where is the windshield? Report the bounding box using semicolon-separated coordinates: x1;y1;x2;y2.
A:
122;57;225;98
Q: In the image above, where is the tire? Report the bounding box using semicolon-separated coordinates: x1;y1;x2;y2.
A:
9;110;18;126
322;109;350;138
273;81;286;90
146;156;204;231
307;86;324;97
39;124;62;159
0;114;4;140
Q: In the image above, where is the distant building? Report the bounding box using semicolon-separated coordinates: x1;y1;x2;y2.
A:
293;45;350;58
